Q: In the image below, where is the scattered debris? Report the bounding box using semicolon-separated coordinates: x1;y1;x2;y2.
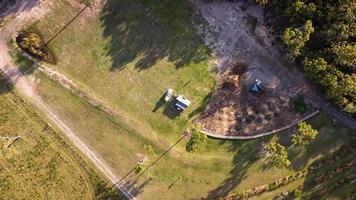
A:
1;135;21;148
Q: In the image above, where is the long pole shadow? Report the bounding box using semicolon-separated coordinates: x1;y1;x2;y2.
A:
45;5;88;46
131;134;186;182
113;134;186;187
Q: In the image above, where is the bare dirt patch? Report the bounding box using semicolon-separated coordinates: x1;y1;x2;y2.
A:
67;0;105;17
192;0;317;136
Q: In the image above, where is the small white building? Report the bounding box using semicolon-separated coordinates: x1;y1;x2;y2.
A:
175;95;191;111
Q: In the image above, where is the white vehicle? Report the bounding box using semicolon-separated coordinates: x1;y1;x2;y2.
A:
175;95;191;111
165;88;173;102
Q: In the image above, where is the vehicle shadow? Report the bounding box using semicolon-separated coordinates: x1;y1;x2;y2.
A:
152;93;166;113
162;100;181;119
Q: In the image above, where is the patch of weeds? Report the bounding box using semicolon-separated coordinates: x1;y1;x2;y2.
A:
245;15;258;33
232;61;248;75
265;114;272;121
292;96;307;114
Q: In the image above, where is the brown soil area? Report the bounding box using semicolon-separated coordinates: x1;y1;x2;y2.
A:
192;0;317;136
197;61;315;136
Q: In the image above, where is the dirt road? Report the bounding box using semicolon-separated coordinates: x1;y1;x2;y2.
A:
0;1;135;199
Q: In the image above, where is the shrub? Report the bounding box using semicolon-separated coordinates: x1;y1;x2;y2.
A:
266;141;291;168
294;188;303;199
16;29;57;64
134;164;146;174
186;126;207;153
292;96;307;114
292;122;318;146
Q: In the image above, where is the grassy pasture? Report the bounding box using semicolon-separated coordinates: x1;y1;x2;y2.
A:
0;74;123;199
24;0;356;199
34;70;355;199
34;0;215;147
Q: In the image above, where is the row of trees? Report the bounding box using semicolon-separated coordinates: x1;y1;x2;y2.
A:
184;122;318;169
257;0;355;113
267;122;318;168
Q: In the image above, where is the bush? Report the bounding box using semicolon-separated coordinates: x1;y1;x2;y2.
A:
292;122;318;146
186;126;207;153
292;96;307;114
266;141;291;168
16;29;57;64
134;164;146;175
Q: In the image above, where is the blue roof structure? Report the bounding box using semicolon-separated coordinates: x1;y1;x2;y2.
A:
250;79;263;93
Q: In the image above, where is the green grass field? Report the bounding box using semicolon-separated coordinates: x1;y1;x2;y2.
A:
0;74;124;199
33;71;355;199
34;0;215;148
20;0;356;199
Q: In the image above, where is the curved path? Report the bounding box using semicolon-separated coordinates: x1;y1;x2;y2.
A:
0;1;135;199
202;110;320;140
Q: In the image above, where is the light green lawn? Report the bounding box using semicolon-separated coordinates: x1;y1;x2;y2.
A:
0;74;123;199
34;70;354;199
34;0;215;148
26;0;356;198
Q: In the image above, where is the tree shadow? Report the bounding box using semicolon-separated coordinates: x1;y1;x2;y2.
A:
207;137;271;198
125;177;152;197
93;180;127;200
299;144;356;199
188;91;213;119
0;71;13;95
152;93;166;113
12;52;36;75
99;0;208;71
287;114;354;171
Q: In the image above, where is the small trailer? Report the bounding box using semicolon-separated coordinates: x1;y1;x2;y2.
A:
175;95;191;111
165;88;173;102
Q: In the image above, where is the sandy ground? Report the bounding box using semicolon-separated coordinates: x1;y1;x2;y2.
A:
191;0;317;136
0;1;135;199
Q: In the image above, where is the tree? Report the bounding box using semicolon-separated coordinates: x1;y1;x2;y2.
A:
290;0;316;20
257;0;355;113
302;57;330;82
330;42;356;68
186;126;207;153
292;122;318;146
256;0;269;6
339;74;356;113
266;141;291;168
16;30;56;64
283;20;314;60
